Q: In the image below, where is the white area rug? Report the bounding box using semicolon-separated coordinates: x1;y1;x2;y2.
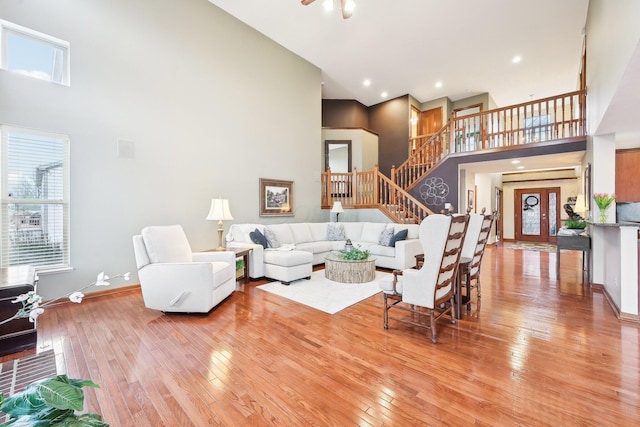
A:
257;270;391;314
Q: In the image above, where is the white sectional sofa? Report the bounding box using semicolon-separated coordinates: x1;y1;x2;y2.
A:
226;222;422;283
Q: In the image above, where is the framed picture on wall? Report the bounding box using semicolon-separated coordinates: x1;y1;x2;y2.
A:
259;178;294;217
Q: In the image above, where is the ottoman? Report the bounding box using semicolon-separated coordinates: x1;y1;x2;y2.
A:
263;250;313;285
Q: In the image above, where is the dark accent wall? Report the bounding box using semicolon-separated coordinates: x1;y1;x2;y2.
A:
368;96;410;177
322;99;369;128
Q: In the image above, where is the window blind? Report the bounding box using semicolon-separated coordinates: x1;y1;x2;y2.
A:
1;126;70;270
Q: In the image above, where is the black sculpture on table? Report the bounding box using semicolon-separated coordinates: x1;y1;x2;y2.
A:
564;196;583;220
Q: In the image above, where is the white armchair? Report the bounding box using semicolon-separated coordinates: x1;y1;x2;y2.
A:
132;225;236;313
379;214;469;343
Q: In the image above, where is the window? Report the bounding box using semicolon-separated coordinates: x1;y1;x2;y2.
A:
524;114;551;143
1;126;70;271
0;20;70;85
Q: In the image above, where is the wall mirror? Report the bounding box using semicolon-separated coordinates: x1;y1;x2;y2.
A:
325;140;352;172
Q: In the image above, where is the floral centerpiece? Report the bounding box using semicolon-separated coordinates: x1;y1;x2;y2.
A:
593;193;616;223
335;246;370;261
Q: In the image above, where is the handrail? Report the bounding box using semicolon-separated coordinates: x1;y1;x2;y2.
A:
395;89;586;191
395;125;451;191
321;167;433;223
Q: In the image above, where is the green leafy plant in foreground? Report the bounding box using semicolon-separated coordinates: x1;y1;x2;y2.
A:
0;375;107;426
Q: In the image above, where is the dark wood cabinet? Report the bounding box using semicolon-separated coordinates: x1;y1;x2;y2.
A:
0;266;38;356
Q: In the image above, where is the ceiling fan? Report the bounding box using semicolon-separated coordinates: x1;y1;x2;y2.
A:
301;0;356;20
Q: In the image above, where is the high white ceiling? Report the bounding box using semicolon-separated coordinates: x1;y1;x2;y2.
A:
207;0;589;108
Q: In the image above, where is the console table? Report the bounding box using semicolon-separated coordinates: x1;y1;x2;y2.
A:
0;266;38;356
556;233;590;283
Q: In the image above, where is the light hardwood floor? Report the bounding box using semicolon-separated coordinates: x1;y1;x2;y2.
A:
2;245;639;426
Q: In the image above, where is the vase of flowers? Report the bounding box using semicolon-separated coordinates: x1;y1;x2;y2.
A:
593;193;616;223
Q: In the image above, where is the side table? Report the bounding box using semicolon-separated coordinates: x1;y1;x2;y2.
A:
204;248;253;284
228;247;252;284
0;266;39;356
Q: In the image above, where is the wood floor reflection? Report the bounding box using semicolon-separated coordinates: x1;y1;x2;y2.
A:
3;245;638;426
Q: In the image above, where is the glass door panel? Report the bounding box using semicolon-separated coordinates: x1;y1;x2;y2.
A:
515;187;560;243
521;192;541;236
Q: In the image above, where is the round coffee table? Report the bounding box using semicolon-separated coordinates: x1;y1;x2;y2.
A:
324;252;376;283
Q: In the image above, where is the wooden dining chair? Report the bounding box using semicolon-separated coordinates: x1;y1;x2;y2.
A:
458;209;495;312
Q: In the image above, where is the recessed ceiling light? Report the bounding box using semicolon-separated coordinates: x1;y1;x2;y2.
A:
517;165;525;170
322;0;334;12
363;79;371;87
512;55;522;64
511;160;520;164
435;81;443;88
381;91;388;98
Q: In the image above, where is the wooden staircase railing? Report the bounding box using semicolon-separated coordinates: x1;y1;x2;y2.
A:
395;89;587;191
393;124;452;191
321;167;433;223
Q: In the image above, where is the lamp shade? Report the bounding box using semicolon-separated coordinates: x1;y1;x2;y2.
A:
574;194;586;214
206;198;234;221
331;201;344;213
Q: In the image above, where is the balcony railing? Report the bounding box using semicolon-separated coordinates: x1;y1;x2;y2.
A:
398;90;586;191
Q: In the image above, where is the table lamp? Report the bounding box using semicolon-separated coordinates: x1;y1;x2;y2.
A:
206;198;233;250
331;201;344;222
574;194;587;219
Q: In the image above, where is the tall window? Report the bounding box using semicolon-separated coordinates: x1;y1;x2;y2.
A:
0;19;70;85
1;126;70;270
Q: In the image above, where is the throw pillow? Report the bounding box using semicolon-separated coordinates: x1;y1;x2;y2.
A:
389;229;409;247
249;228;269;249
378;228;394;246
263;227;281;249
327;223;346;241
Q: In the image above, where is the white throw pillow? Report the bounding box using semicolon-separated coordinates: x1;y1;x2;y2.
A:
378;228;394;246
264;227;281;249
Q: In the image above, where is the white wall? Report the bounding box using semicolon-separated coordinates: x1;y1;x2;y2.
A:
586;0;640;134
0;0;322;298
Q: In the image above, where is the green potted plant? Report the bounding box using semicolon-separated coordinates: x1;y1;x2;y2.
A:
0;375;107;426
336;246;370;261
565;218;587;229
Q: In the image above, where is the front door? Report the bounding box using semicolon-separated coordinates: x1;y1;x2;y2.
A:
514;187;560;243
